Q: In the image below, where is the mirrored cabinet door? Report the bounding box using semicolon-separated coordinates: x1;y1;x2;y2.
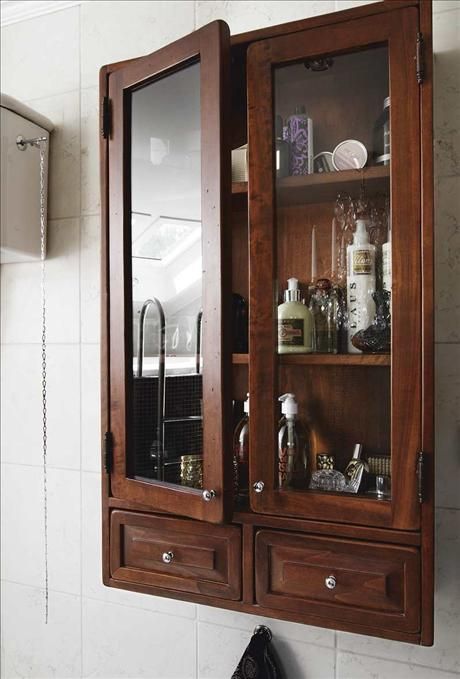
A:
107;21;231;523
248;8;421;529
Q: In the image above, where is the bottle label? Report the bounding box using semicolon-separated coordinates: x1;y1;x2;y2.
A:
383;248;391;276
352;249;373;275
278;319;304;346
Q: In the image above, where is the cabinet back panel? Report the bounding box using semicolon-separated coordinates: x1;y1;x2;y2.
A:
279;364;391;474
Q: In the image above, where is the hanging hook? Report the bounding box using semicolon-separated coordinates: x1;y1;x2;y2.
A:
253;625;272;641
16;135;47;151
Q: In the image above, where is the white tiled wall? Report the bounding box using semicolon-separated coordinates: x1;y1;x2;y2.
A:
1;1;459;678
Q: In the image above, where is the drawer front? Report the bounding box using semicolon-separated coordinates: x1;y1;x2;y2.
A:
255;530;420;633
111;511;241;600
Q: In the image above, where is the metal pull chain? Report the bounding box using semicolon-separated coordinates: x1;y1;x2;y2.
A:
39;139;49;624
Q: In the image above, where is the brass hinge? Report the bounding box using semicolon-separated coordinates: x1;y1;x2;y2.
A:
416;32;425;85
101;96;111;139
104;431;114;474
416;451;424;504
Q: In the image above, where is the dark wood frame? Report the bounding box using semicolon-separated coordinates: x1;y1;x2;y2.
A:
104;21;232;524
100;0;434;647
248;7;422;530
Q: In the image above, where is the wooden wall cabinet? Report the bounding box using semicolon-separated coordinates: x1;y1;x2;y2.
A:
100;0;434;645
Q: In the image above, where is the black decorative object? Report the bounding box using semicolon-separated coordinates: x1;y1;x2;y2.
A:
351;289;391;353
231;626;284;679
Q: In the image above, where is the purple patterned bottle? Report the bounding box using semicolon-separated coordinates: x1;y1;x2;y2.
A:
287;105;314;176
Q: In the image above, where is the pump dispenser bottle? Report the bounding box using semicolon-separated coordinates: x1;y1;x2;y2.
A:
233;394;249;501
346;220;376;353
277;393;310;489
278;278;313;354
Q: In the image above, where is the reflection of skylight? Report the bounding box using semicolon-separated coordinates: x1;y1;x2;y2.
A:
174;258;202;293
132;214;201;261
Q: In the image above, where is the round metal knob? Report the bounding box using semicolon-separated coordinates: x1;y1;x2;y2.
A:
162;551;174;564
202;489;216;502
325;575;336;590
253;481;265;493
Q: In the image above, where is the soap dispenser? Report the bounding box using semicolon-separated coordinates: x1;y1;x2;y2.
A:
278;278;313;354
233;393;249;502
277;393;310;490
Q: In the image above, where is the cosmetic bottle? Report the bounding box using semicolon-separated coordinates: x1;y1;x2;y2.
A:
278;278;313;354
346;220;376;353
277;393;310;490
343;443;369;493
382;224;392;296
233;394;249;501
287;105;313;175
309;278;339;353
275;115;289;178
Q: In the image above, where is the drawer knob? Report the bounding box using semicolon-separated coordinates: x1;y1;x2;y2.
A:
162;551;174;564
325;575;336;590
202;489;216;502
253;481;265;493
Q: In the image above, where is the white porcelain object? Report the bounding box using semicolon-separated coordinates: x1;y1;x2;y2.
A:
1;94;53;263
332;139;368;170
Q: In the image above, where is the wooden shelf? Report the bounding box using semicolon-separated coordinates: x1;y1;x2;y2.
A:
231;166;390;205
233;353;390;366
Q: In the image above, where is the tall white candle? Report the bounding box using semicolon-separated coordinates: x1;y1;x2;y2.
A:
331;218;336;277
311;225;317;282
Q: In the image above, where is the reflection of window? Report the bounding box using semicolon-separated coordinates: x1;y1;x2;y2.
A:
131;214;201;261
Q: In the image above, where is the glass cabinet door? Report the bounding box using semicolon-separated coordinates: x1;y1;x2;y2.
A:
247;8;422;529
107;21;231;523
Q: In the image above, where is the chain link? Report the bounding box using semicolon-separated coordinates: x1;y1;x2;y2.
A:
39;139;49;625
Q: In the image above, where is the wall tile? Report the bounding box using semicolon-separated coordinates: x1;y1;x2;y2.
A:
337;508;460;674
433;9;460;178
198;621;335;678
433;1;460;13
196;0;335;33
1;464;81;595
81;87;100;216
436;345;460;509
80;1;195;89
82;598;196;678
198;604;335;648
26;91;81;220
81;471;196;619
81;344;101;473
81;215;101;343
1;581;81;679
335;0;378;9
0;7;79;101
1;218;80;345
337;652;459;679
435;177;460;343
1;344;80;470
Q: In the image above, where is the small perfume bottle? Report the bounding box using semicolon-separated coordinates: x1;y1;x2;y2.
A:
343;443;369;493
233;394;249;502
277;393;310;490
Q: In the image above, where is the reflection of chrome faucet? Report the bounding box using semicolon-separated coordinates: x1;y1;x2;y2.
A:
137;298;166;480
195;309;203;374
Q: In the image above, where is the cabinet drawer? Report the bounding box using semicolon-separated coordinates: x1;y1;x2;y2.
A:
255;530;420;633
111;511;241;600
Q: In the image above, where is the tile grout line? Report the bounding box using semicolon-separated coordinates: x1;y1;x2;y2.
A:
337;648;460;676
77;3;84;676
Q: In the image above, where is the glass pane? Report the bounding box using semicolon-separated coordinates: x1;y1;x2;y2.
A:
129;62;204;489
273;47;392;501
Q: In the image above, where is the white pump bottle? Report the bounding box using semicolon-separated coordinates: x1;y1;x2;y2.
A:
346;220;376;353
